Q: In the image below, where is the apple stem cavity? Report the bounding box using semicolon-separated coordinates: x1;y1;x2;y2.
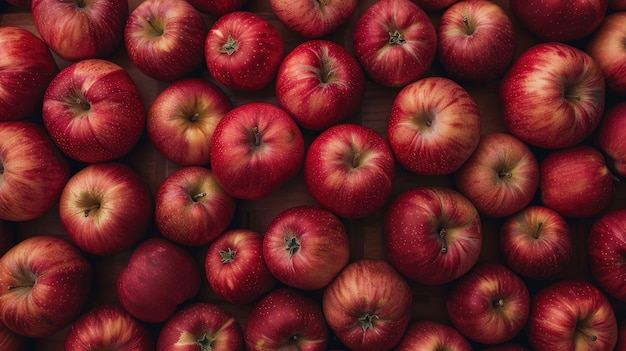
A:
388;30;406;46
252;126;261;146
83;204;100;217
352;152;361;168
285;237;301;258
320;57;335;84
145;17;164;36
492;298;505;308
220;35;239;56
219;248;236;263
499;170;513;179
74;97;91;111
358;313;379;332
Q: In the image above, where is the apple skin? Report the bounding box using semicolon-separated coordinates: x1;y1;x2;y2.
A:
269;0;357;38
352;0;437;88
42;58;146;163
500;206;573;280
64;304;154;351
116;237;201;324
0;235;93;338
527;280;618;351
587;12;626;97
0;121;70;222
413;0;459;11
500;42;606;149
32;0;128;61
263;205;350;290
304;123;396;219
384;186;482;285
205;229;276;305
595;102;626;177
588;208;626;302
186;0;247;15
0;26;58;122
147;78;233;167
388;76;481;175
155;166;236;246
275;39;365;131
394;320;473;351
157;302;244;351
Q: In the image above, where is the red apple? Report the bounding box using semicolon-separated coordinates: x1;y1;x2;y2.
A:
186;0;247;15
0;321;27;351
384;186;482;285
303;123;396;219
587;12;626;96
394;320;473;351
352;0;437;88
588;208;626;302
270;0;357;38
595;102;626;177
388;76;481;175
413;0;459;11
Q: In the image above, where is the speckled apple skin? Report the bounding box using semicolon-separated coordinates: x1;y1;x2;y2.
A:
588;208;626;302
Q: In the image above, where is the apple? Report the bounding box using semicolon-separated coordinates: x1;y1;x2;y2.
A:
117;237;201;324
245;288;328;351
303;123;396;219
32;0;128;61
263;205;350;290
527;280;618;351
157;302;244;351
394;320;473;351
588;208;626;302
0;321;27;351
586;12;626;96
437;0;515;82
0;121;70;222
388;76;481;175
384;186;482;285
269;0;357;38
413;0;458;11
155;166;236;246
42;58;146;163
500;206;573;280
125;0;207;81
275;39;365;131
539;145;616;218
500;42;606;149
147;78;233;167
0;26;58;122
0;235;93;338
186;0;247;15
352;0;437;88
323;259;412;351
65;304;154;351
205;228;276;305
454;132;539;218
209;102;305;200
205;11;284;91
595;102;626;177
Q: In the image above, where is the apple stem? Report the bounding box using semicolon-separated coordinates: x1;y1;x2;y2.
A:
492;298;505;308
358;313;379;331
145;17;164;36
285;237;301;258
7;283;34;290
75;97;91;111
439;228;448;253
352;152;361;168
84;204;100;217
252;126;261;146
220;35;239;56
499;170;512;178
320;56;335;84
190;112;200;122
219;248;236;263
193;192;207;202
463;17;474;35
388;30;406;46
534;222;543;239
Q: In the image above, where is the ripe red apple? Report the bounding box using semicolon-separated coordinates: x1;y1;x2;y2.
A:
323;259;412;351
209;102;305;200
388;76;481;175
0;121;70;222
270;0;357;38
263;205;350;290
527;280;618;351
205;11;284;91
500;42;606;149
0;26;58;122
352;0;437;87
595;102;626;177
437;0;515;82
500;206;573;280
32;0;128;61
117;238;201;323
0;235;93;338
394;321;473;351
42;58;146;163
155;166;236;246
588;208;626;302
413;0;459;11
275;39;365;131
304;123;396;219
186;0;247;15
125;0;207;81
384;186;482;285
454;132;539;218
59;162;154;256
205;229;276;305
587;12;626;96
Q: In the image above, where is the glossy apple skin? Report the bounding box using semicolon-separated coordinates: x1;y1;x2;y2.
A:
205;229;276;305
413;0;459;10
155;166;236;246
270;0;356;38
394;321;472;351
304;123;396;219
0;121;70;222
65;304;154;351
147;78;233;167
117;238;201;323
43;59;146;163
352;0;437;87
500;206;572;280
245;288;328;351
323;259;412;351
500;44;605;149
32;0;128;61
384;186;482;285
0;235;93;338
587;12;626;96
125;0;206;81
157;302;244;351
596;102;626;177
187;0;247;15
588;208;626;302
388;77;481;175
205;11;284;91
263;206;350;290
0;26;58;121
276;40;365;131
527;280;618;351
